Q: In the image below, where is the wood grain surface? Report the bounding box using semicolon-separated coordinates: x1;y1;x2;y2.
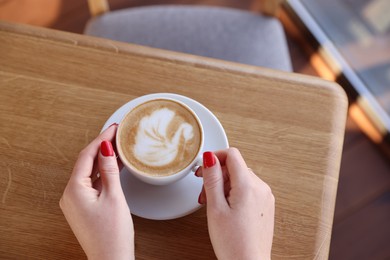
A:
0;21;347;259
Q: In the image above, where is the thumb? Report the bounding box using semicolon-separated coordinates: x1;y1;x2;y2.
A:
202;151;228;208
98;140;122;196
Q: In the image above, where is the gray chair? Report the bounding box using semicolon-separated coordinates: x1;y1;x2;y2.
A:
84;1;291;71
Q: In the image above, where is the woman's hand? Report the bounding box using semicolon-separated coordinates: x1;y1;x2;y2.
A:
196;148;275;260
60;124;134;260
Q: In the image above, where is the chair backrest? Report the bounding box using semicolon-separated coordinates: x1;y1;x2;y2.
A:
256;0;285;16
87;0;109;17
87;0;285;17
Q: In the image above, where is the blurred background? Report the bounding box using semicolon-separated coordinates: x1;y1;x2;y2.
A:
1;0;389;259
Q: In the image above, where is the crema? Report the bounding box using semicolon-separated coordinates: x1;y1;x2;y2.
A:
118;99;202;177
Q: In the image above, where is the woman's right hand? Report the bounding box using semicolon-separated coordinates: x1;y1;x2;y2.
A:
196;148;275;260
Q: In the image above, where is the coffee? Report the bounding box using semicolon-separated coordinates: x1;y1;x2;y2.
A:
118;99;202;177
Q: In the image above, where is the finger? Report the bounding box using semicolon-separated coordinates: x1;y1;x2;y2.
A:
198;185;206;204
213;150;228;165
92;177;102;193
90;157;99;182
199;175;231;204
197;164;229;205
202;151;228;208
195;165;229;180
98;140;122;196
194;166;202;177
224;148;250;187
71;124;118;180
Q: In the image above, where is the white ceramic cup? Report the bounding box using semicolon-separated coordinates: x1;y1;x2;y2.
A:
116;96;204;186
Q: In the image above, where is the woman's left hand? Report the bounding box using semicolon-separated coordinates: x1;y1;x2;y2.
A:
60;124;134;260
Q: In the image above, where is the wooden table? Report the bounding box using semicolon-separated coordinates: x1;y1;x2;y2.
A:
0;21;347;259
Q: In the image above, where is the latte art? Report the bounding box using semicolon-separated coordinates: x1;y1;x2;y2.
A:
117;99;202;177
133;108;194;167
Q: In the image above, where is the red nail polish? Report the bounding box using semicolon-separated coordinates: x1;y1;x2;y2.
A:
194;167;200;177
203;151;215;168
109;123;118;127
101;141;114;157
198;194;203;204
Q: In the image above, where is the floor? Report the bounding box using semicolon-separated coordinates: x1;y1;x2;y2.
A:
1;0;389;259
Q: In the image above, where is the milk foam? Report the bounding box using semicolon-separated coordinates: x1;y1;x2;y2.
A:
133;108;194;167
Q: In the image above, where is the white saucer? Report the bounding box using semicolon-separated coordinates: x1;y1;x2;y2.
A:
101;93;229;220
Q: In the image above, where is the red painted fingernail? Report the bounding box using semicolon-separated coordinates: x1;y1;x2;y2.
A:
203;151;215;168
194;167;201;177
101;141;114;157
109;123;118;127
198;194;204;204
